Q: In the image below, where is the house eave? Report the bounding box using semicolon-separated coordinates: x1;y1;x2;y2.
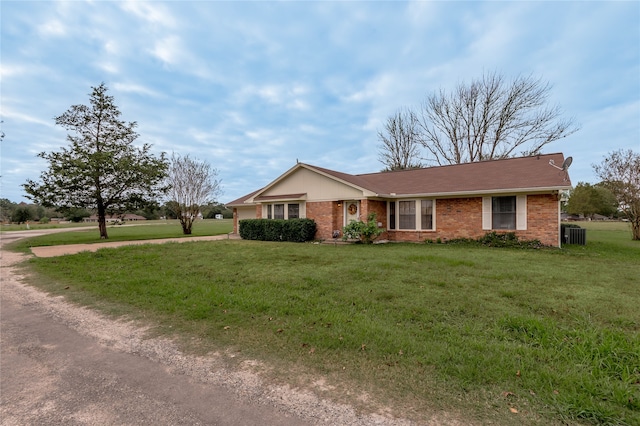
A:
377;186;571;199
252;193;308;203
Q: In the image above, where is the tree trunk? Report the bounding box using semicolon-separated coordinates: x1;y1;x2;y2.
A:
632;218;640;241
97;203;109;239
181;218;192;235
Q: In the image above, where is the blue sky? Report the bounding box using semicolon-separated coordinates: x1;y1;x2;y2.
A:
1;1;639;205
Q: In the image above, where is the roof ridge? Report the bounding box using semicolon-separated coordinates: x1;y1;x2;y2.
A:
354;152;564;177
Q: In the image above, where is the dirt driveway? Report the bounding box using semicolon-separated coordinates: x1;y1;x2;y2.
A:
1;230;443;425
28;233;239;257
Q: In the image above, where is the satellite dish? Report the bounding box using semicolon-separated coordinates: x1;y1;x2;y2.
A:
562;156;573;170
549;156;573;171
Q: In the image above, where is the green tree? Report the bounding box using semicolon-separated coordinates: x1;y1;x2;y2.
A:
65;207;91;223
594;149;640;240
23;83;168;239
202;202;232;219
11;205;33;224
567;182;618;219
162;201;179;219
136;201;162;220
0;198;17;222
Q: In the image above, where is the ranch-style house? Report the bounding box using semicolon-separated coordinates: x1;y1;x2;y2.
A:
227;153;573;247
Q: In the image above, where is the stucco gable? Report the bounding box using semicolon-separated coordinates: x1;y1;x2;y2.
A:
248;164;375;203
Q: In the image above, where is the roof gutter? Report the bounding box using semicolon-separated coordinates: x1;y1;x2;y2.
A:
377;186;572;199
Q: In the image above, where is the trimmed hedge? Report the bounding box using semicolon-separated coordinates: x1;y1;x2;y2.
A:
239;218;317;242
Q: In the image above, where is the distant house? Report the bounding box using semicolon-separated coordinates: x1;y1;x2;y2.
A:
227;153;573;247
83;214;147;223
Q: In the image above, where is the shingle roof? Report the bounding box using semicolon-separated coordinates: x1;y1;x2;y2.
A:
226;188;262;206
227;153;572;205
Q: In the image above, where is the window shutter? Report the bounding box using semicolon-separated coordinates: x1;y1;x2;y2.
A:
432;199;437;230
516;195;527;230
482;197;492;230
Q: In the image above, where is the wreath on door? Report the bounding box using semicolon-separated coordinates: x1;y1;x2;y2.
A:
347;203;357;215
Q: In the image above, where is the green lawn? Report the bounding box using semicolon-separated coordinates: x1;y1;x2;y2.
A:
6;219;233;252
13;221;640;425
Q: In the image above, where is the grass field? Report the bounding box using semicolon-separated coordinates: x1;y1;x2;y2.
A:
5;219;234;252
11;221;640;425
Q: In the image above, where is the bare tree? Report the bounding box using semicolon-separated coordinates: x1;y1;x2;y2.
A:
417;71;579;165
166;154;222;235
377;108;423;171
594;149;640;240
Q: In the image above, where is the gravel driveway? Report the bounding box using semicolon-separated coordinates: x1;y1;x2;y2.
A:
1;230;462;425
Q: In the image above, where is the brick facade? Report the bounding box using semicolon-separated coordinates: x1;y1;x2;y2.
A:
234;194;560;246
387;197;483;243
306;201;343;240
516;194;560;246
385;194;559;246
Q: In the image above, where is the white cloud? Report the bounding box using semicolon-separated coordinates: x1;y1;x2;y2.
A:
150;35;182;66
0;64;27;78
237;84;311;110
1;108;53;128
120;1;176;28
113;83;161;98
0;1;637;203
96;61;119;74
37;19;66;37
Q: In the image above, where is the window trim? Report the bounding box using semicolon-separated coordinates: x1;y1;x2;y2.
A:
287;203;300;219
482;195;527;231
273;203;285;220
388;199;436;231
263;202;304;220
398;200;416;230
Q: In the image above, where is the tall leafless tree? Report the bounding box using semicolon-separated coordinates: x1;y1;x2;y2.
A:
418;72;579;165
594;149;640;240
377;108;423;171
166;154;222;235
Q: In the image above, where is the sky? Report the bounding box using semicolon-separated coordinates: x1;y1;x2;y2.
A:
1;1;639;205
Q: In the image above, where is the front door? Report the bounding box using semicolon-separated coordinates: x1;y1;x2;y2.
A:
344;201;360;224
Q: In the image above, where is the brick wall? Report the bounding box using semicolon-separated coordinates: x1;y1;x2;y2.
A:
235;194;560;246
306;201;340;240
360;199;389;240
386;194;559;246
518;194;559;246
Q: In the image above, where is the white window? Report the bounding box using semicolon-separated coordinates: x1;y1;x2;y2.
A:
288;204;299;219
399;200;416;229
483;196;527;230
388;199;435;231
264;203;304;220
274;204;285;219
421;200;433;230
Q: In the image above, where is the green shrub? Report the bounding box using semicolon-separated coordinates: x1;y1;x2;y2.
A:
448;231;544;248
342;213;383;244
239;218;316;242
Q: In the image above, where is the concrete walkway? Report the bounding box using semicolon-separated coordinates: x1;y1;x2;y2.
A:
30;234;241;258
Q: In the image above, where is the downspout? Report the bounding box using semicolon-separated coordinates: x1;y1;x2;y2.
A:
557;195;562;248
